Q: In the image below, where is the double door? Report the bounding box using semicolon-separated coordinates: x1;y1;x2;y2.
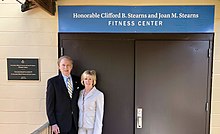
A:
61;37;211;134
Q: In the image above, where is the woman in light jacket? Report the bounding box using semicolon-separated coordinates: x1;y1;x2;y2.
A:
78;70;104;134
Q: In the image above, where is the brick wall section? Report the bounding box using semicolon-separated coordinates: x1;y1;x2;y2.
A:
0;0;57;133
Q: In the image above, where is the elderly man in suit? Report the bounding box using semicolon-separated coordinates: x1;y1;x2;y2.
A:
46;55;83;134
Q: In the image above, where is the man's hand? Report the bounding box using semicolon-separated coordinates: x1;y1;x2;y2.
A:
52;124;60;134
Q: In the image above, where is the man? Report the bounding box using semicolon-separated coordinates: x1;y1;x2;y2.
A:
46;55;83;134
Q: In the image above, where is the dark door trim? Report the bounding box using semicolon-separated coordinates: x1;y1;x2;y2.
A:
58;33;214;134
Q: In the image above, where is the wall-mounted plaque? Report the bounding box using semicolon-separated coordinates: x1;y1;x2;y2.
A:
7;58;39;80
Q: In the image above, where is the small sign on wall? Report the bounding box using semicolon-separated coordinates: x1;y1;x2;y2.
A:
7;58;39;80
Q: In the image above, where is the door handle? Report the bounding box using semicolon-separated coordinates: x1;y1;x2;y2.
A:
137;108;142;128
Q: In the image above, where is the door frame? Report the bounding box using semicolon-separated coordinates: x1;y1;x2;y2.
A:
58;33;214;134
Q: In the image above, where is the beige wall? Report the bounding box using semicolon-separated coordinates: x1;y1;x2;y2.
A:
0;0;219;133
0;0;58;133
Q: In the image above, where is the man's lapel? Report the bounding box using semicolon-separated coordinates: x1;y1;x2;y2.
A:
59;74;70;98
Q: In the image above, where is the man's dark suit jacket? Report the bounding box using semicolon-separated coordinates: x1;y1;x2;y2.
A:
46;74;83;133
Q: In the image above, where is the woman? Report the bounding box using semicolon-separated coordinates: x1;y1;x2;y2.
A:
78;70;104;134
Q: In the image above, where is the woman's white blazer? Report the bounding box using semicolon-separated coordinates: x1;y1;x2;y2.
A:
78;86;104;134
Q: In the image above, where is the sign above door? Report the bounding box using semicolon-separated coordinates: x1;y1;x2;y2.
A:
58;6;214;33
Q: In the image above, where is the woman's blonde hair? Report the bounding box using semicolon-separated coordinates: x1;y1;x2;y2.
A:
81;70;97;86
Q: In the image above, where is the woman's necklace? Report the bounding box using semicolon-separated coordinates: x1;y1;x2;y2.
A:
84;89;90;96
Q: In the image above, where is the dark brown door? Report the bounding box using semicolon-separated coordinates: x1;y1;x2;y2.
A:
60;35;211;134
62;39;134;134
135;41;210;134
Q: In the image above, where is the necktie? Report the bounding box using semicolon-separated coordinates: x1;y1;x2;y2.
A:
67;77;73;98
